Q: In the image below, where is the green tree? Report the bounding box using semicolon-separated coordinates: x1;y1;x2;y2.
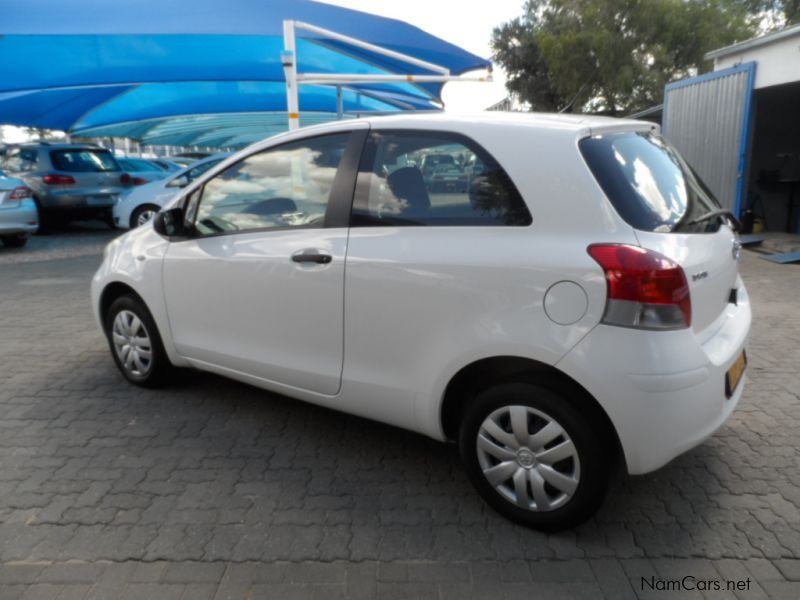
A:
492;0;757;116
743;0;800;25
21;127;65;141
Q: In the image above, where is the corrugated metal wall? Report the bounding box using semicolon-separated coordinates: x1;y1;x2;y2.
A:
663;64;755;214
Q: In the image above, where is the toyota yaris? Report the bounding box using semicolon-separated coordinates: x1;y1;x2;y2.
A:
92;113;750;530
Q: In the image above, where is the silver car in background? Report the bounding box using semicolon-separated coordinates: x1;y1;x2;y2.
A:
0;170;38;248
2;143;126;230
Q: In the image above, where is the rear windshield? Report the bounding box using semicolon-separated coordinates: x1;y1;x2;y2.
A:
579;132;721;233
50;149;120;173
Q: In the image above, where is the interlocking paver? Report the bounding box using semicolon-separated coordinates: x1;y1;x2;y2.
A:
1;229;800;597
773;559;800;581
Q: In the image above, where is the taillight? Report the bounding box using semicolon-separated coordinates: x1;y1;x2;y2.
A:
120;174;147;186
587;244;691;330
8;186;32;200
43;174;76;185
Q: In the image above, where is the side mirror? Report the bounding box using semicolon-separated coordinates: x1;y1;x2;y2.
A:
167;175;189;188
153;207;188;238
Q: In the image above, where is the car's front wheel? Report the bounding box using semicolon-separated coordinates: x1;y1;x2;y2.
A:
1;234;28;248
459;382;610;531
105;294;173;387
130;204;160;229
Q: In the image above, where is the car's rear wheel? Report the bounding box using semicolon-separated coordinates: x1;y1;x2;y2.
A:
459;382;610;531
105;294;173;387
1;234;28;248
32;197;55;234
102;210;117;229
130;204;160;229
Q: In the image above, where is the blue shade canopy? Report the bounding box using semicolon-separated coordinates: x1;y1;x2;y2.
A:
0;0;490;147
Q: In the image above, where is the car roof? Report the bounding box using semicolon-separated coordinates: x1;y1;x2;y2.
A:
364;111;645;130
245;111;656;154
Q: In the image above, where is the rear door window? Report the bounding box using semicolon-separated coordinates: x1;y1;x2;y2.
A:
579;132;722;233
352;131;531;227
50;149;120;172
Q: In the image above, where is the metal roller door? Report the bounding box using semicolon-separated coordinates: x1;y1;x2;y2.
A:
662;62;756;217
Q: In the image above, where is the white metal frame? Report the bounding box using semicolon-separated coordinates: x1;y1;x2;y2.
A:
281;20;491;130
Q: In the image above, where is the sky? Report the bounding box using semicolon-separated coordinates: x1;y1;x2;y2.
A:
0;1;525;143
324;0;525;111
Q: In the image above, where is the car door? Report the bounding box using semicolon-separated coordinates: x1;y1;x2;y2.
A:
162;128;366;395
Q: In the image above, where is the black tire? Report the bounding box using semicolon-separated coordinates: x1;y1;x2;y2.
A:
32;197;53;235
104;294;174;387
1;234;28;248
130;204;160;229
459;382;610;531
102;210;117;230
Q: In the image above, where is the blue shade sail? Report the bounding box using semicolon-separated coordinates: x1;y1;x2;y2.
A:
0;0;490;146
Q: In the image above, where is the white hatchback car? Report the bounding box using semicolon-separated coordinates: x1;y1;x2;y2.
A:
92;113;750;530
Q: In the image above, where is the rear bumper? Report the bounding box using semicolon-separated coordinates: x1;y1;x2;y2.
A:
556;279;751;475
39;191;120;210
0;199;39;234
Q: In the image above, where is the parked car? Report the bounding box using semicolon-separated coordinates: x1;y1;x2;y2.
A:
164;156;198;168
149;158;183;173
113;154;230;229
419;152;456;178
117;158;169;185
92;114;750;531
0;170;38;247
173;151;211;160
428;163;469;193
2;143;126;229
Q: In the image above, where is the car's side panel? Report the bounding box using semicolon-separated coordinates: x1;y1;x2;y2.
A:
341;228;621;439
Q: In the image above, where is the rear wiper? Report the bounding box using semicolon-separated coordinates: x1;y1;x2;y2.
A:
681;209;741;232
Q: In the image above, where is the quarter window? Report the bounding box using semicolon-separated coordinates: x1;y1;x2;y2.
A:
352;132;531;226
3;148;38;172
192;134;349;237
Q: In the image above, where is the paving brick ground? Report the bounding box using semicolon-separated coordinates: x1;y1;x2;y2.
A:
0;229;798;598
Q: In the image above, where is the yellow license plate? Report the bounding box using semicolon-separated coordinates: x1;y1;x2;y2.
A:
725;350;747;398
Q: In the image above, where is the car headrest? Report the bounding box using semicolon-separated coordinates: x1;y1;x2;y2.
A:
241;197;297;216
387;167;431;212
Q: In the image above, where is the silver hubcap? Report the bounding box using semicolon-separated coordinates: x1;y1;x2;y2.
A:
477;405;580;512
111;310;152;377
136;209;157;227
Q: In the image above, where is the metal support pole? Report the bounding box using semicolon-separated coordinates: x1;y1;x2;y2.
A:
336;85;343;120
294;21;450;75
282;20;300;131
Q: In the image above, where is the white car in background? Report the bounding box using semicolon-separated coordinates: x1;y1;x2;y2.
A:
116;158;169;186
0;170;38;247
113;154;230;229
92;114;750;530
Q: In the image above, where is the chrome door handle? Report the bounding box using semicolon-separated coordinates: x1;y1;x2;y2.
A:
291;252;332;264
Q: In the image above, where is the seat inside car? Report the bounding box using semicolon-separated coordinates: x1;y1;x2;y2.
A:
241;197;298;216
387;167;430;218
